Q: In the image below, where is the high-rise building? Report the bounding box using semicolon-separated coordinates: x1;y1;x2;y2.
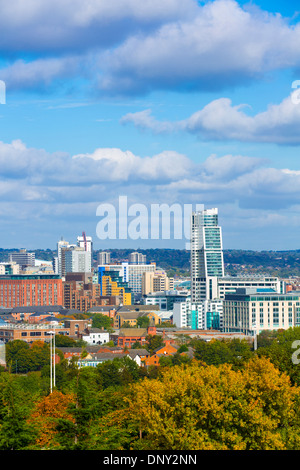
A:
64;247;92;274
191;208;224;303
56;238;70;276
129;252;146;265
98;262;156;295
97;251;111;265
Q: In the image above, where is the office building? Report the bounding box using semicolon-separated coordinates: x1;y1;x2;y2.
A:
9;249;35;268
143;290;189;311
191;208;224;303
56;238;71;276
99;262;156;295
98;267;132;305
0;262;20;275
223;289;300;335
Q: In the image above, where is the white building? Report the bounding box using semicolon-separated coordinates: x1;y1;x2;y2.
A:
144;290;190;311
223;290;300;336
191;208;225;303
0;262;20;275
65;247;92;274
173;299;223;330
77;233;93;253
81;328;109;345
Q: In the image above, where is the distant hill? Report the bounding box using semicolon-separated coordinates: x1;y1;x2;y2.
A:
0;247;299;277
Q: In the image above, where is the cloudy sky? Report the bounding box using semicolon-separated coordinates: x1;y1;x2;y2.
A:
1;0;300;251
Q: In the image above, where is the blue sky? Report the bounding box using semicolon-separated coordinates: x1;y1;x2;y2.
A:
1;0;300;251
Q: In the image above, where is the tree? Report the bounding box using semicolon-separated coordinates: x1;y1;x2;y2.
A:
124;357;300;450
137;316;150;328
28;390;75;449
257;327;300;386
55;335;78;347
92;313;114;332
0;374;37;449
145;335;165;355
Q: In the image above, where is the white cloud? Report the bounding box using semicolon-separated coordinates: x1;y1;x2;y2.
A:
0;139;300;248
0;139;299;212
122;90;300;145
1;1;300;94
98;0;300;94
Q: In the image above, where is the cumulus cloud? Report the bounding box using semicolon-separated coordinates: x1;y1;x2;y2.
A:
0;0;197;54
0;140;192;188
121;90;300;145
1;0;300;95
97;0;300;95
0;139;300;248
1;139;300;212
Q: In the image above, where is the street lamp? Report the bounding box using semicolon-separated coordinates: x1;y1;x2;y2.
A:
48;329;56;393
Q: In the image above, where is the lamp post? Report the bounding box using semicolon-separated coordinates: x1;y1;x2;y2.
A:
49;330;56;393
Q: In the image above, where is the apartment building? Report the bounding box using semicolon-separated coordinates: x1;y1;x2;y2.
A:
0;275;63;308
142;270;174;296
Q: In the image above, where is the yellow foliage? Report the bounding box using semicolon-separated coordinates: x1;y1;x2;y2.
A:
125;357;300;450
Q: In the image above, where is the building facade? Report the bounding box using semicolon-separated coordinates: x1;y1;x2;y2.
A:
97;251;111;265
142;270;174;296
223;290;300;335
0;275;63;308
9;249;35;268
191;208;224;303
64;247;92;274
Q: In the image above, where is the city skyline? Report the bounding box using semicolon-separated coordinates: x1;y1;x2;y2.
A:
1;0;300;251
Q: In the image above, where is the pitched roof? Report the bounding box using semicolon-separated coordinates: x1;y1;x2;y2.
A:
118;328;148;337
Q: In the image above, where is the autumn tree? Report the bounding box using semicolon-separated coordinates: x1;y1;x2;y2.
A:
28;390;75;449
124;357;300;450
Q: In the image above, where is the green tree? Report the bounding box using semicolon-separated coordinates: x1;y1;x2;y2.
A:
0;374;37;449
145;335;165;355
55;335;78;347
137;316;150;328
92;313;114;332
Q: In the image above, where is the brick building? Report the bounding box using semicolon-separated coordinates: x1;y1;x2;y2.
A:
0;275;63;308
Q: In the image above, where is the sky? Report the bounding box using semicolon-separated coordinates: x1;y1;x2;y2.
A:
1;0;300;252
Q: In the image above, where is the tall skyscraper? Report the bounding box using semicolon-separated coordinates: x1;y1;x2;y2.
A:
56;238;70;276
191;208;224;303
